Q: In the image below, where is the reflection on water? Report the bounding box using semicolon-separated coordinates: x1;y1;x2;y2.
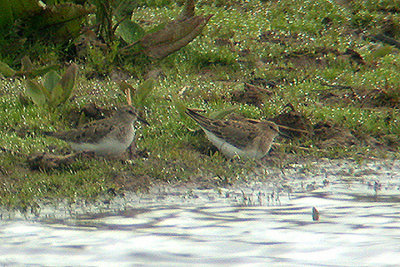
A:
1;159;400;266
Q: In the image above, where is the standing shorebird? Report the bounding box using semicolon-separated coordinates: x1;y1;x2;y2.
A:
185;108;280;160
45;105;147;156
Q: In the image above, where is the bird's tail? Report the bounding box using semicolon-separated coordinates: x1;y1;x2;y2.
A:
185;108;212;128
42;131;56;137
42;131;65;140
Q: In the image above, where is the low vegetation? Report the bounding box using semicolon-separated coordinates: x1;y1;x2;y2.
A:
1;0;400;211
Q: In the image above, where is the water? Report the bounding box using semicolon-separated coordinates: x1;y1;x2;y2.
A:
1;159;400;266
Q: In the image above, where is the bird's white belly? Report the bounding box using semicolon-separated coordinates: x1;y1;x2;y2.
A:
71;129;135;155
203;129;258;159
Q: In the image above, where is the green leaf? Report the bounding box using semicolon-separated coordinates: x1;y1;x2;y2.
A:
49;84;65;108
44;70;62;93
133;78;155;107
42;70;61;107
147;22;167;35
0;0;41;31
117;20;145;44
0;61;16;77
42;0;58;5
29;3;90;43
12;0;41;18
59;63;78;103
26;64;59;78
25;80;46;107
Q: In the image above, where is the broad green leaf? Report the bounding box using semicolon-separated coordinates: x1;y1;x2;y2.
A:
26;80;46;107
133;78;154;107
27;64;59;78
0;61;16;77
41;0;57;5
147;22;166;35
0;0;40;31
12;0;41;18
209;106;238;120
29;3;90;43
49;83;64;108
59;63;78;103
117;20;145;44
44;70;61;93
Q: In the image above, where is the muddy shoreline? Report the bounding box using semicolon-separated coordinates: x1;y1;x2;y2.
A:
2;157;398;220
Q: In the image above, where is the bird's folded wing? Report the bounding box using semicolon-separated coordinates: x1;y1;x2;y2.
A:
208;120;257;149
53;119;115;143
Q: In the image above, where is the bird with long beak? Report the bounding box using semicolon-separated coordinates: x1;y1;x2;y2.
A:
186;108;280;160
45;105;148;156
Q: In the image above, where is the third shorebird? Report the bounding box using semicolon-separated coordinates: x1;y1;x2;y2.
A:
45;105;148;156
185;108;279;160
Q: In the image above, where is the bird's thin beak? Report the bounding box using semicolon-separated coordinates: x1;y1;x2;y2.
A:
279;131;291;138
277;126;291;138
277;124;310;138
138;115;150;126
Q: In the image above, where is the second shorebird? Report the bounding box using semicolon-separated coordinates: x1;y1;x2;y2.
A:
45;105;147;156
185;108;279;160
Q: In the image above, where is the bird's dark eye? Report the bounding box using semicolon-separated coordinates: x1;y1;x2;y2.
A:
269;125;278;132
128;110;134;114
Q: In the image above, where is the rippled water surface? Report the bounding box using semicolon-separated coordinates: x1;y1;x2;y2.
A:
1;159;400;266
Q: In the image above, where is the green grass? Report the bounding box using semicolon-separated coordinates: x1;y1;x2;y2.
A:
1;0;400;211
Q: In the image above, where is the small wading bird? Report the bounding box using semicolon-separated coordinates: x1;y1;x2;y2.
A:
185;108;280;160
45;105;148;156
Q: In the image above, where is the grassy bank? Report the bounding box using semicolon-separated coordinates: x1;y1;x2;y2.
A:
1;0;400;211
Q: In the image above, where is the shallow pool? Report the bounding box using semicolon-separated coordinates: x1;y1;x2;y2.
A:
1;159;400;266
